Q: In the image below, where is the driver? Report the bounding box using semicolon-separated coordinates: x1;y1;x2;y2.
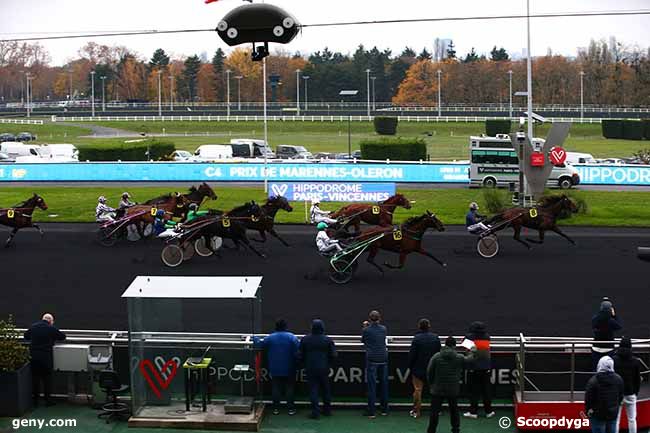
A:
466;202;490;234
96;196;116;223
310;199;338;225
119;192;136;210
184;203;209;224
315;222;343;254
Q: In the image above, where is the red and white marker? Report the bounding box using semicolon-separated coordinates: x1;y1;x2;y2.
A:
549;146;567;166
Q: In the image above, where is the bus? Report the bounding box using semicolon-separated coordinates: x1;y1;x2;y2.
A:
469;135;580;189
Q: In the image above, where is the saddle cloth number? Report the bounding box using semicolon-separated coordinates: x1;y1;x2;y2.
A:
150;207;158;216
529;208;538;218
372;205;380;215
393;230;403;241
251;215;259;222
7;209;15;218
222;217;231;227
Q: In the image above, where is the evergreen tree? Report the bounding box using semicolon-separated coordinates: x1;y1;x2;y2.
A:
182;55;201;101
463;48;480;63
211;48;225;101
417;48;432;61
149;48;170;69
490;46;510;61
446;41;457;60
401;47;417;58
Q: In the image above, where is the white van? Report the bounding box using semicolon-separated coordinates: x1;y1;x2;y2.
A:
192;145;233;162
566;152;596;165
0;142;41;161
37;144;79;162
230;139;276;159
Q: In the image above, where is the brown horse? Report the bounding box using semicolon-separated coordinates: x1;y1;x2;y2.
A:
245;195;294;246
330;193;412;232
357;211;446;273
0;194;48;247
126;193;190;226
488;194;579;249
144;182;217;217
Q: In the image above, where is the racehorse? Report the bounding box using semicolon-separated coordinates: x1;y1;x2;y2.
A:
488;194;579;249
245;195;293;246
144;182;217;217
190;201;266;258
356;211;446;273
125;193;190;230
330;193;412;232
0;194;48;247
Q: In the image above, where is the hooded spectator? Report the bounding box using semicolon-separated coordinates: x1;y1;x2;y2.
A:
612;337;643;433
462;321;494;419
253;319;299;415
585;356;624;433
592;298;622;371
408;318;441;418
299;319;337;419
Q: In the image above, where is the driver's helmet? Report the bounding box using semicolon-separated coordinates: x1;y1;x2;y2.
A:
122;192;130;199
155;209;165;218
189;203;198;212
312;199;321;205
317;222;328;231
98;196;107;204
469;202;479;211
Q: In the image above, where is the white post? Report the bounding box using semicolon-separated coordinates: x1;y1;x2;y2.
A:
157;70;162;116
91;71;96;117
508;70;513;118
437;69;442;117
101;76;106;112
263;58;269;193
296;69;301;116
580;71;585;123
68;70;73;102
25;74;30;118
525;0;533;202
365;69;371;117
169;75;174;111
303;76;310;111
236;76;242;111
371;77;376;111
226;69;231;118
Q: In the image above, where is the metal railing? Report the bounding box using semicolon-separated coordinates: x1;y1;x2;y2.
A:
0;118;44;125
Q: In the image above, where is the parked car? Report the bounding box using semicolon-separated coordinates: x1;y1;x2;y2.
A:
0;142;41;160
566;152;596;165
230;139;276;159
352;150;362;159
192;144;233;161
335;153;354;160
167;150;193;161
276;145;313;159
596;158;625;165
16;132;36;142
314;152;336;160
0;152;10;162
0;133;16;142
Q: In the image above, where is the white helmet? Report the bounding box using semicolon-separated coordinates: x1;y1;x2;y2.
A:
122;192;130;198
312;198;321;205
98;196;107;203
469;202;479;211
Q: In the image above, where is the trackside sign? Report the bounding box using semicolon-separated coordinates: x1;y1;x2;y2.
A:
573;165;650;185
268;182;396;202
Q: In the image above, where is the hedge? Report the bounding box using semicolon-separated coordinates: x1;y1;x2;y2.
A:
485;120;512;137
373;116;399;135
622;120;644;140
602;120;624;139
78;139;175;161
360;137;426;161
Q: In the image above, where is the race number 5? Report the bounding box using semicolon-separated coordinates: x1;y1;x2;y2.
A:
372;205;380;215
7;209;15;218
222;217;231;227
150;207;158;216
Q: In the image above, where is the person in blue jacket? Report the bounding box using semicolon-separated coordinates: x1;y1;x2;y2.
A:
466;202;490;234
299;319;337;419
253;319;299;415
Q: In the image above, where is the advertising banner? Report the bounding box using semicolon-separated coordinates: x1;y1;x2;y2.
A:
268;182;396;202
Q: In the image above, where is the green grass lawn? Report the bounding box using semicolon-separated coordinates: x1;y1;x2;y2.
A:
1;186;649;226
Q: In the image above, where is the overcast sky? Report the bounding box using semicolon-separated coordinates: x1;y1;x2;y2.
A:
2;0;648;65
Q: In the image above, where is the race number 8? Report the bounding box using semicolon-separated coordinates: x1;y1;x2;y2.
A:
7;209;14;218
150;207;158;216
222;217;231;227
393;230;403;241
529;208;538;218
372;205;380;215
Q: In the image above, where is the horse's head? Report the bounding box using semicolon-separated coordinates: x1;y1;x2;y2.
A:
391;194;412;209
268;195;293;212
33;194;48;211
561;195;579;214
424;210;445;232
199;182;217;200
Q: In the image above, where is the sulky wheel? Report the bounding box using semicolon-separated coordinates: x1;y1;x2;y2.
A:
194;236;223;257
182;242;195;261
96;227;118;247
328;256;358;285
477;235;499;258
161;244;183;267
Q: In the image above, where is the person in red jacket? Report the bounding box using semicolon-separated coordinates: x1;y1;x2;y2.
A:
462;321;495;419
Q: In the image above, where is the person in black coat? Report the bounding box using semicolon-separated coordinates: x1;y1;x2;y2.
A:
612;337;643;433
585;356;624;433
24;313;66;406
591;298;622;371
298;319;337;419
407;318;440;418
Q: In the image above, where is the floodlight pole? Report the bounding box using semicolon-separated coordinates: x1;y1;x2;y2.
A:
365;69;371;117
90;71;96;117
579;71;585;123
295;69;300;116
371;77;376;111
235;76;243;111
524;0;533;203
226;69;231;118
169;75;174;111
437;69;442;117
508;70;513;118
303;76;310;111
263;58;268;194
157;70;162;117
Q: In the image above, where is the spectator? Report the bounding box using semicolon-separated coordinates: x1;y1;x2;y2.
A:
362;310;389;418
612;337;643;433
298;319;337;419
592;298;622;371
253;319;299;415
427;336;474;433
462;321;495;419
408;318;441;418
585;356;624;433
24;313;66;407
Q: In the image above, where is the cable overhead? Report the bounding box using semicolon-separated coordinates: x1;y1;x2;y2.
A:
1;9;649;42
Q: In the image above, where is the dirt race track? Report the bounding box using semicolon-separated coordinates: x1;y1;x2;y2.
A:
1;224;649;338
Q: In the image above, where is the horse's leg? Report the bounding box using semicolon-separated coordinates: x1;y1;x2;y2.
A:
417;248;447;268
268;228;290;247
366;246;384;275
250;229;267;243
512;225;531;249
241;236;267;258
527;229;545;244
5;228;18;247
33;223;44;237
384;251;406;269
551;226;576;245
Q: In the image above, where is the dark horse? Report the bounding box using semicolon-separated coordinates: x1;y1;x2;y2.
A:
488;194;579;249
245;195;293;246
0;194;48;247
144;182;217;217
190;201;266;258
356;211;446;273
330;193;412;232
